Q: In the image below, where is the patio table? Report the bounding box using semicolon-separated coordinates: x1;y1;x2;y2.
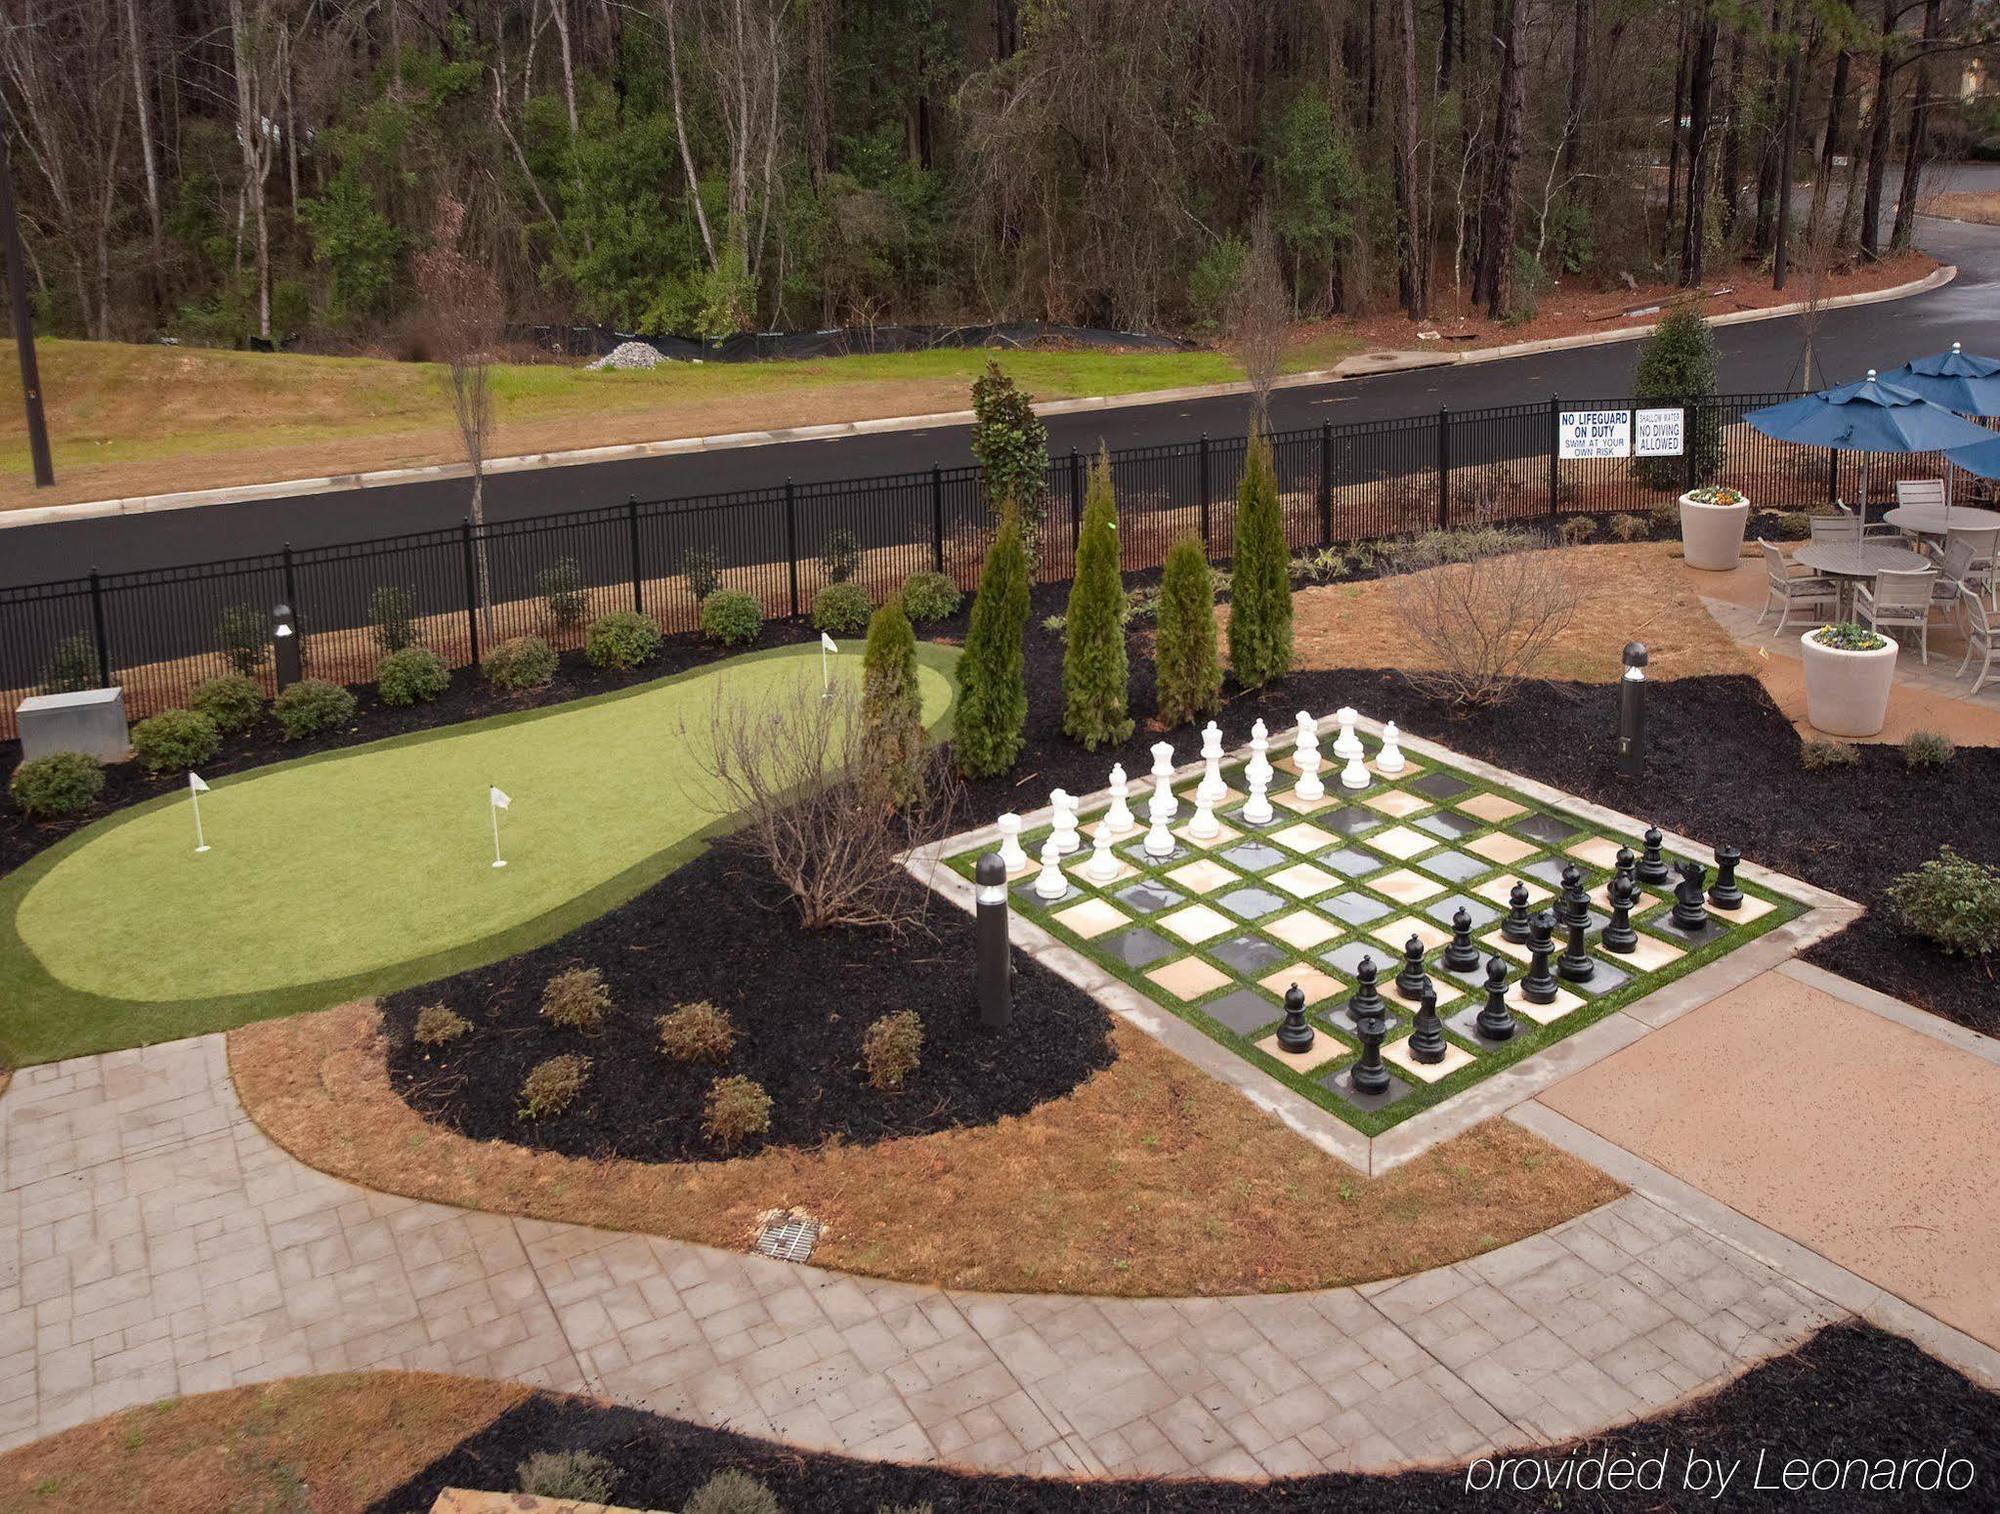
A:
1881;504;2000;537
1792;541;1933;623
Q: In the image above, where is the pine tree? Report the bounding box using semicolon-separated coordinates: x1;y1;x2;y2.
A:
862;594;925;806
1155;534;1221;728
1060;449;1132;750
1632;310;1721;488
1226;430;1293;690
953;512;1030;778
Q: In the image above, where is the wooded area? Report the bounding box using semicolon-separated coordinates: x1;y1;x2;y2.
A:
1;0;1994;349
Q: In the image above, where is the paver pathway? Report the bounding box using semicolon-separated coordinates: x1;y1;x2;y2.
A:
0;1035;1847;1477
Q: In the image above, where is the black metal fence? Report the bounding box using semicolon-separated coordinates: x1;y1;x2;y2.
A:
0;389;1968;739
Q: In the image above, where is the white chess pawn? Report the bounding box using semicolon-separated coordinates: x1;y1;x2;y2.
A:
1147;741;1179;825
1376;722;1406;775
1332;706;1363;761
1087;821;1120;883
1104;764;1136;834
1049;789;1080;854
1196;721;1226;806
1340;745;1370;791
1144;807;1176;858
1188;785;1220;841
996;813;1028;874
1293;711;1324;802
1245;719;1273;793
1034;836;1069;899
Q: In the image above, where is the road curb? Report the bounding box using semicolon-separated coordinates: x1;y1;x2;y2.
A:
1;262;1956;532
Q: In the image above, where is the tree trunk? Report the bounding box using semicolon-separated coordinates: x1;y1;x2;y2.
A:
1680;11;1719;285
1718;28;1744;237
1475;0;1527;317
1773;35;1804;288
1664;8;1689;261
804;0;834;184
1859;0;1896;258
1808;49;1851;242
1394;0;1428;319
123;0;161;250
1563;0;1588;176
1750;0;1785;253
1438;0;1455;92
1889;0;1939;250
228;0;272;340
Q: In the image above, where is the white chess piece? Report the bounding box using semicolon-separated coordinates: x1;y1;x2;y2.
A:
1340;744;1370;790
1144;808;1175;858
1332;706;1363;761
1104;764;1135;834
1196;721;1226;806
1087;821;1120;883
1188;786;1220;841
1049;789;1080;854
1034;836;1069;899
996;813;1028;874
1293;711;1324;802
1245;718;1273;793
1376;722;1406;775
1147;742;1179;825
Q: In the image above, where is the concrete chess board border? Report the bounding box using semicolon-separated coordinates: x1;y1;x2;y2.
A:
913;712;1858;1176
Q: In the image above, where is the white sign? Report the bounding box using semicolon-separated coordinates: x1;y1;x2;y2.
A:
1635;407;1685;458
1558;409;1631;460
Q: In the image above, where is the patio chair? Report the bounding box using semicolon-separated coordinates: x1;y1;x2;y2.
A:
1959;590;1998;698
1757;540;1837;632
1896;478;1948;511
1944;526;1999;609
1809;512;1863;547
1855;566;1937;663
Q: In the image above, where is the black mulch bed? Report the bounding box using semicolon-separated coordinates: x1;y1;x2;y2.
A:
368;1321;1997;1512
379;843;1114;1162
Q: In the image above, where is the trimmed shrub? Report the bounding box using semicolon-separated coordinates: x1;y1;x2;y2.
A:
1156;535;1222;727
1061;449;1133;750
9;752;104;818
863;596;926;806
189;673;265;735
540;966;613;1031
682;547;721;602
518;1054;590;1120
1647;501;1681;537
1226;431;1293;690
538;556;589;631
684;1469;780;1514
585;610;663;670
970;360;1049;532
1903;729;1956;770
368;585;419;653
953;512;1030;778
272;678;357;740
862;1010;923;1091
217;602;269;675
703;1075;773;1149
1632;310;1720;487
1606;513;1649;543
38;632;98;694
1884;845;2000;958
517;1448;619;1502
483;635;558;691
1800;737;1861;771
131;708;221;774
1557;515;1598;545
1775;510;1813;541
375;646;451;707
657;1001;736;1063
821;527;862;584
900;570;961;624
413;1004;470;1046
701;590;763;647
812;580;873;636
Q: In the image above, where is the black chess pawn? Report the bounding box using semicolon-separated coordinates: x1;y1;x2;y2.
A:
1476;956;1517;1041
1602;874;1639;953
1443;907;1481;973
1559;910;1597;982
1523;911;1559;1004
1558;863;1589;927
1277;983;1315;1053
1408;985;1446;1063
1501;881;1534;944
1350;1006;1391;1095
1614;846;1637;891
1347;956;1387;1025
1672;860;1711;931
1709;846;1744;910
1637;827;1671;885
1395;934;1431;1001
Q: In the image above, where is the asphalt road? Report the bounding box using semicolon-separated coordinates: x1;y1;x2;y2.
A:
7;170;2000;590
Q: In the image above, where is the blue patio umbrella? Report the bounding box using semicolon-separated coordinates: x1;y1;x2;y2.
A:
1744;370;1997;454
1946;434;2000;481
1875;342;2000;417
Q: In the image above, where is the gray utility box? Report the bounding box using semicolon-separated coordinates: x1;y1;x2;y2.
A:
16;687;130;763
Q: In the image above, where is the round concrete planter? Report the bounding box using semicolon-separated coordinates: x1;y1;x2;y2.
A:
1679;491;1752;571
1801;628;1898;737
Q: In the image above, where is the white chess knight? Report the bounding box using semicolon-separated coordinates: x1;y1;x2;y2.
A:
1196;721;1226;806
996;813;1028;873
1332;706;1363;761
1087;821;1120;883
1242;721;1275;825
1104;764;1136;834
1293;711;1324;802
1034;836;1069;899
1376;722;1407;775
1049;789;1080;854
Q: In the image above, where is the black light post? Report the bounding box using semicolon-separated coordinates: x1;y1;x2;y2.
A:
272;603;302;690
1617;641;1648;780
0;106;53;488
975;853;1011;1030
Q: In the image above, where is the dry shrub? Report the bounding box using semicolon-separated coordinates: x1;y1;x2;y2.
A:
412;1004;469;1047
519;1054;590;1120
703;1075;772;1149
539;966;613;1030
862;1010;924;1091
1606;513;1649;543
657;1001;736;1063
1800;737;1860;772
1557;515;1598;545
1387;534;1582;708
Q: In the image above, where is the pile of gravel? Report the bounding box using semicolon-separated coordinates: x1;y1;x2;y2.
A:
588;340;667;371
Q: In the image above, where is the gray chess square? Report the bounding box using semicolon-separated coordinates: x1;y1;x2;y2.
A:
1205;987;1283;1037
1321;808;1386;839
1557;955;1631;997
1113;880;1186;915
1522;857;1573;888
1445;1001;1524;1048
1119;838;1191;867
1414;810;1481;841
1217;840;1288;873
1223;805;1281;831
1315;1063;1414;1113
1103;927;1178;969
1421;893;1502;931
1417;849;1489;885
1409;772;1473;800
1321;889;1391;926
1215;885;1288;920
1649;911;1729;946
1321;938;1395;979
1513;812;1586;846
1014;878;1082;908
1321;846;1384;879
1211;934;1288;977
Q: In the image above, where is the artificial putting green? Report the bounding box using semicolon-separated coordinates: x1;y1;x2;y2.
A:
0;641;958;1066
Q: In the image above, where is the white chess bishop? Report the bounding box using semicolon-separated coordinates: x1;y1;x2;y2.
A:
1197;721;1226;806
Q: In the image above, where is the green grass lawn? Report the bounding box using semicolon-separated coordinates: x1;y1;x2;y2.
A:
0;641;957;1066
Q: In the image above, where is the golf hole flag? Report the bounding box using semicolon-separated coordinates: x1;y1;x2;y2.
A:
821;631;838;695
489;785;511;869
188;771;211;853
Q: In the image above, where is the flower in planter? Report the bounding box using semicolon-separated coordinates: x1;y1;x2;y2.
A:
1811;621;1890;652
1686;485;1747;506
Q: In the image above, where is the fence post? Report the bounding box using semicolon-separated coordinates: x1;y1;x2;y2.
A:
87;567;110;688
1319;421;1334;547
281;541;299;609
626;496;643;614
1547;397;1561;519
1069;448;1083;551
1686;406;1702;492
1198;434;1211;549
1436;408;1451;530
784;478;801;617
930;465;946;573
459;519;481;665
1827;447;1839;508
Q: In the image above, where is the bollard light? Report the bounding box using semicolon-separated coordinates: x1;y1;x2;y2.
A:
271;603;302;691
975;852;1012;1030
1616;641;1647;780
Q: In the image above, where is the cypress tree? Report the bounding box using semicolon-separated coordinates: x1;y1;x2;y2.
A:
1155;534;1221;729
862;594;924;806
1060;449;1132;750
1226;430;1293;690
953;512;1030;778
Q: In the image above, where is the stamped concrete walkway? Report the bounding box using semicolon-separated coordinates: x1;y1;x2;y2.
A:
0;1036;1849;1477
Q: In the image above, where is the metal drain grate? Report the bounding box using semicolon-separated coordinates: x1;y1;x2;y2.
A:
754;1213;821;1264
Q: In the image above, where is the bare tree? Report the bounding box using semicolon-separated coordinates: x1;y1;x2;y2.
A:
1226;225;1289;428
1387;532;1582;707
227;0;287;341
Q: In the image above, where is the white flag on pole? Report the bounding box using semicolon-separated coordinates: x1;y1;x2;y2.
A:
188;772;210;793
488;785;511;867
820;632;838;653
188;772;210;852
489;786;511;810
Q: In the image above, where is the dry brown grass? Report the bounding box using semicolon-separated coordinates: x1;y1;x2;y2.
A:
230;1003;1619;1298
1931;190;2000;226
0;1372;523;1514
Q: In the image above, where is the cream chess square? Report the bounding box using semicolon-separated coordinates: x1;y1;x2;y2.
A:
1270;821;1339;854
1165;859;1239;895
1368;825;1437;861
1254;1030;1344;1074
1362;789;1432;819
1147;955;1233;1001
1383;1035;1476;1083
1052;898;1130;940
1158;903;1234;944
1372;868;1446;906
1258;964;1345;1006
1466;832;1539;866
1266;910;1343;952
1266;862;1342;898
1457;793;1528;824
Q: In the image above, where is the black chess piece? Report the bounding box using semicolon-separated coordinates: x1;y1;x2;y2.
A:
1602;874;1639;953
1501;881;1533;944
1443;907;1481;972
1395;934;1430;1001
1523;911;1559;1004
1559;863;1590;928
1559;911;1597;982
1476;956;1517;1041
1277;983;1314;1052
1709;846;1744;910
1408;985;1446;1063
1350;1005;1391;1095
1637;827;1671;885
1347;956;1386;1025
1672;861;1711;931
1614;846;1637;890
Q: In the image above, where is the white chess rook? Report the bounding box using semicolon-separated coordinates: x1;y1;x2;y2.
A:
1377;722;1407;775
1049;789;1080;854
1332;706;1362;761
1035;836;1069;899
1104;765;1136;834
1293;711;1324;802
1197;721;1226;806
1087;822;1120;883
996;813;1028;873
